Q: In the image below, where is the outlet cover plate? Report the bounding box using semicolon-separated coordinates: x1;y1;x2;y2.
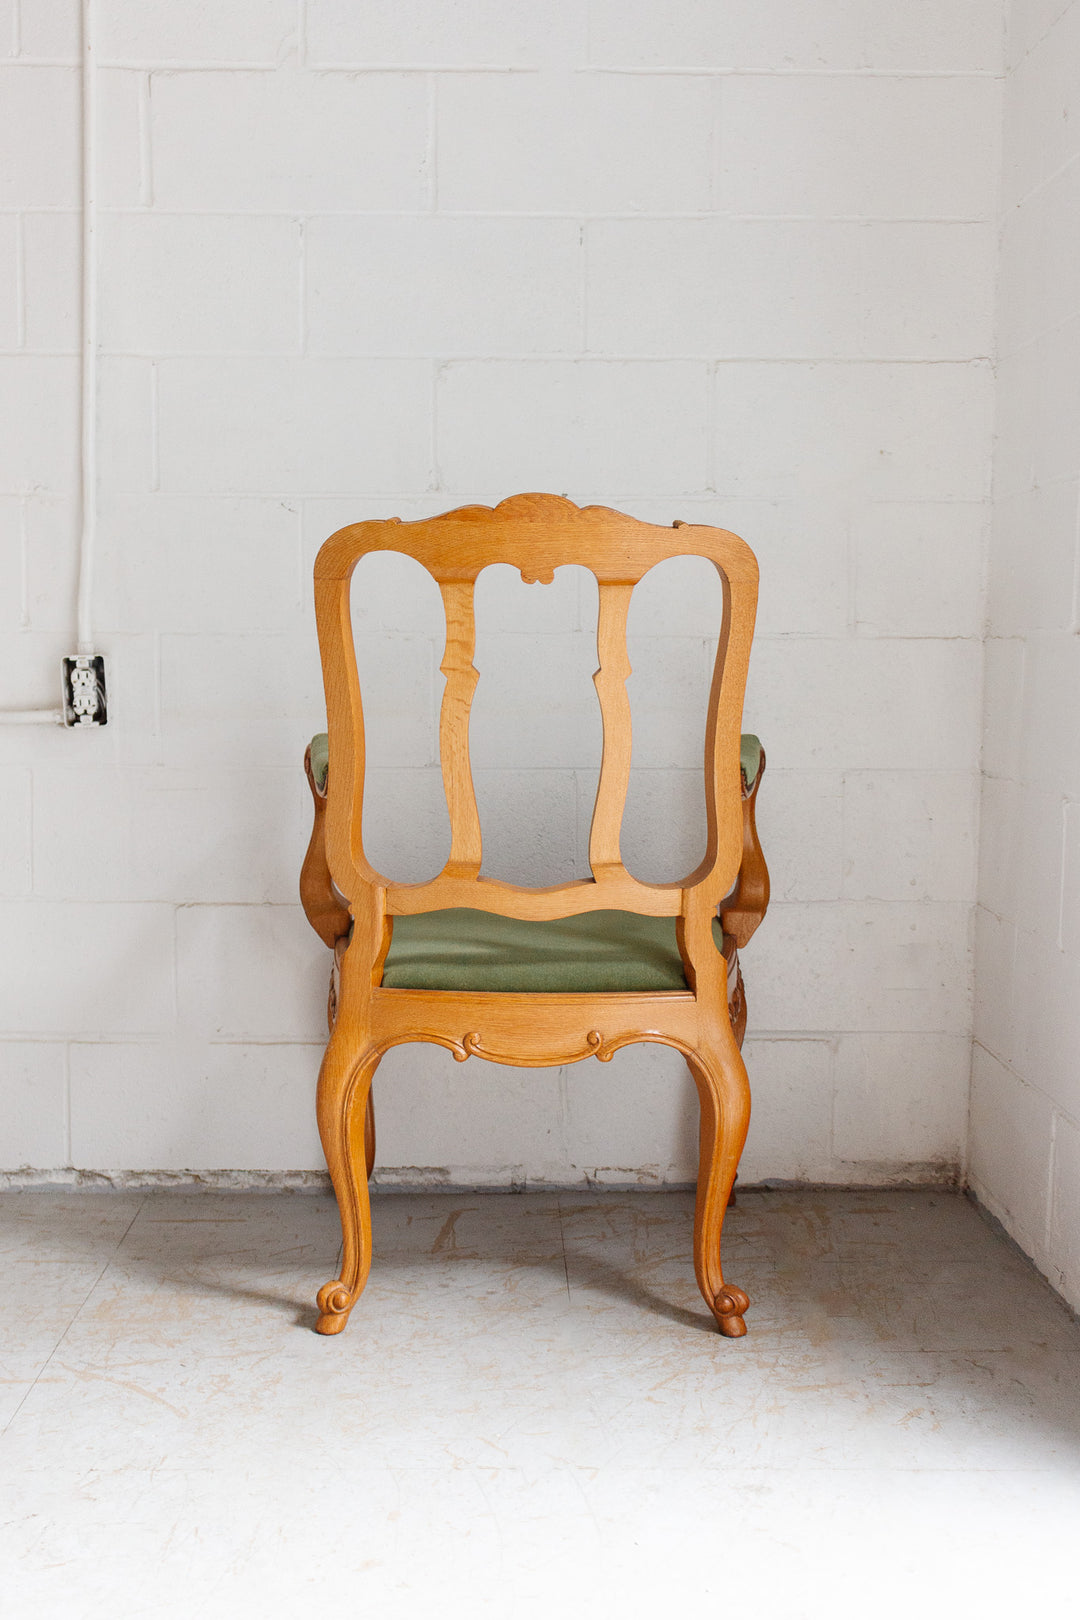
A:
62;655;107;727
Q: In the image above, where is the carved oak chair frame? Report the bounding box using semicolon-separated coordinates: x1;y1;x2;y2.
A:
301;494;769;1337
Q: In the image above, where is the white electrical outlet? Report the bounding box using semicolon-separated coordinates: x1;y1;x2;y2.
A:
62;655;107;727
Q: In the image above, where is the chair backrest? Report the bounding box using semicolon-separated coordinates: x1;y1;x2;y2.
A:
315;495;758;980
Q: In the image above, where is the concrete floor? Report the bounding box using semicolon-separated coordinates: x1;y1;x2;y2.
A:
2;1187;1079;1618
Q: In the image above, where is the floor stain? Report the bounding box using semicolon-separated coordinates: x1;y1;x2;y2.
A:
431;1207;478;1254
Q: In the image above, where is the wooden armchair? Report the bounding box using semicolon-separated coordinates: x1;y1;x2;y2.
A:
300;495;769;1337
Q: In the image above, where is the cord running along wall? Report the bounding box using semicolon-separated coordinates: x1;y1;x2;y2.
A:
1;0;100;727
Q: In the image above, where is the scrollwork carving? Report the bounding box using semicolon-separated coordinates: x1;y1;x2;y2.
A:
712;1284;750;1337
727;957;745;1036
460;1029;603;1064
592;1031;696;1064
316;1279;355;1333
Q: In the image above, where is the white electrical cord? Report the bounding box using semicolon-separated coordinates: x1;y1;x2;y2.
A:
0;0;95;726
76;0;96;657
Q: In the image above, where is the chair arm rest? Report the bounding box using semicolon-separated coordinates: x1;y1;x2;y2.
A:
300;734;350;948
721;739;769;949
740;733;763;796
309;731;330;795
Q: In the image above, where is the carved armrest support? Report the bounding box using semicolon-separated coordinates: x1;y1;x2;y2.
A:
300;739;352;949
719;743;769;949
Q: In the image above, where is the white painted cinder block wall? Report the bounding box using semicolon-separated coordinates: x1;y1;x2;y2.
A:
971;1;1080;1312
1;1;1002;1188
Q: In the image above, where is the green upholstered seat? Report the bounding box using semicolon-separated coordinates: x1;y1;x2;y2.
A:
381;907;724;994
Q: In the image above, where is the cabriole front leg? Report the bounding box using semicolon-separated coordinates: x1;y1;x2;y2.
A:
684;1030;752;1336
315;1038;381;1335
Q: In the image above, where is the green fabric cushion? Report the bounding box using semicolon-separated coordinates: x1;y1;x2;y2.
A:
741;733;763;791
310;732;329;793
381;907;724;993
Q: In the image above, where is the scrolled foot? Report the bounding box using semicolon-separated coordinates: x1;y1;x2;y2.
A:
711;1284;750;1337
315;1280;355;1336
